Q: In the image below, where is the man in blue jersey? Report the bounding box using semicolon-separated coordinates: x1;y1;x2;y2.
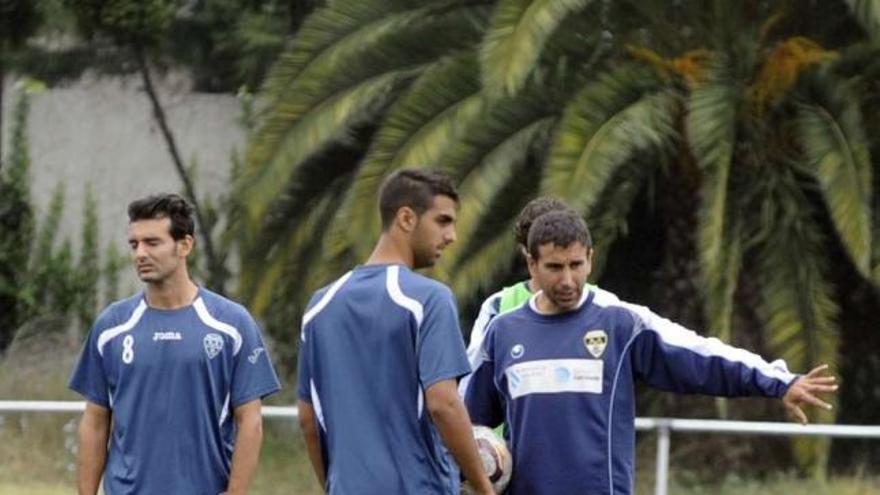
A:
464;210;837;495
297;169;494;495
460;197;569;396
69;193;281;495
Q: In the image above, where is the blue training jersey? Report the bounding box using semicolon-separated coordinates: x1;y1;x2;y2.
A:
464;287;796;495
69;288;281;495
297;264;472;495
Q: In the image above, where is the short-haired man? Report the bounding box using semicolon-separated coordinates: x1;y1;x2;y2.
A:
296;169;494;495
464;210;837;495
70;193;281;494
460;197;569;395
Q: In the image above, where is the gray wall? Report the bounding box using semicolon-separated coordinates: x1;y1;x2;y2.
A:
3;71;245;258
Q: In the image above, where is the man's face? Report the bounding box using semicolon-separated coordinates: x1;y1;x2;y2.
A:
410;195;458;269
128;217;191;284
527;241;592;312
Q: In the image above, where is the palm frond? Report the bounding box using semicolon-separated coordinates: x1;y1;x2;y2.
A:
687;59;741;339
796;75;872;278
844;0;880;43
239;1;490;228
323;52;487;261
586;159;653;279
480;0;594;96
755;168;838;473
436;117;556;298
543;63;676;217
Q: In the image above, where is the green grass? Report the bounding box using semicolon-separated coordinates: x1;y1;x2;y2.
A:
1;336;878;494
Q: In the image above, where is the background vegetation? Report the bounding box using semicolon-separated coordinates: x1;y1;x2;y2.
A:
1;0;879;490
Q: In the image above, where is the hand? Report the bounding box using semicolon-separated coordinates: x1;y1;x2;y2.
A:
782;364;838;424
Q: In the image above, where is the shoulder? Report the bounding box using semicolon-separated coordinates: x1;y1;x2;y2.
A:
197;288;254;325
589;286;652;329
395;266;455;303
92;292;145;333
478;288;504;315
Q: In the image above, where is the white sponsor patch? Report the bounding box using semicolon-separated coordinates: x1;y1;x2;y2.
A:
153;331;182;341
505;359;603;399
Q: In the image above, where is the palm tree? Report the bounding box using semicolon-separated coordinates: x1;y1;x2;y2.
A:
234;0;880;474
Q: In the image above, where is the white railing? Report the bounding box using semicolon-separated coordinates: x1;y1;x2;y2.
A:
3;401;880;495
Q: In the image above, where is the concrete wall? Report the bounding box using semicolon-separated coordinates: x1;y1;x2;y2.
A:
3;71;245;259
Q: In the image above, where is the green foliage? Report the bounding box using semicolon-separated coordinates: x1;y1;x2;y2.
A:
102;240;125;306
0;0;42;49
65;0;173;47
480;0;593;96
76;185;100;332
235;0;880;474
0;89;36;350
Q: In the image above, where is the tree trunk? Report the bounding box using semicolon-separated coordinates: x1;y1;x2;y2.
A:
133;47;225;291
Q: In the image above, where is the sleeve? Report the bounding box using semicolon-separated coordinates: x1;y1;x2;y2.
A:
231;312;282;407
68;320;110;408
463;322;504;428
629;308;797;398
465;292;501;370
296;321;313;403
417;285;472;389
458;292;501;397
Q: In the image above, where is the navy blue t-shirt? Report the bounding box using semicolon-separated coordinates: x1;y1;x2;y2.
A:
69;288;281;495
298;264;471;495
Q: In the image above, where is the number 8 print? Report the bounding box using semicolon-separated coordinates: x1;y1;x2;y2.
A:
122;335;135;364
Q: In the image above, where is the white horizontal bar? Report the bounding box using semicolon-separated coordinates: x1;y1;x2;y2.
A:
2;401;879;438
635;417;880;438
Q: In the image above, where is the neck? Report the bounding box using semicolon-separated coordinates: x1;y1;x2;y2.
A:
145;270;199;309
527;278;540;293
535;292;562;314
366;233;414;268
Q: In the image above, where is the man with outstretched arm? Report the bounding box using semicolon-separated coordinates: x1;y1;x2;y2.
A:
463;209;837;495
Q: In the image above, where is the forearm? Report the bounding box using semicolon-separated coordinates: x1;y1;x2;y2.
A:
226;402;264;494
427;381;493;494
297;399;326;489
77;408;109;495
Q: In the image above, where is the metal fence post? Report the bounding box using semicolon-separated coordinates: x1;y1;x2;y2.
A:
654;420;671;495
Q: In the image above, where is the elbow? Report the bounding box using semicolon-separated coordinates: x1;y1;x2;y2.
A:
426;395;458;423
236;410;264;438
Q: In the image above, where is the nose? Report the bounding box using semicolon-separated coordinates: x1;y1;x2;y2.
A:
560;267;575;288
445;227;457;245
133;243;148;259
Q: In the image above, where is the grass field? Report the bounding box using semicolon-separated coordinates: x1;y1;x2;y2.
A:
1;335;878;494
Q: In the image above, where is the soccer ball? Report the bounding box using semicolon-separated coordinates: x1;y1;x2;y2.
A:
461;425;512;494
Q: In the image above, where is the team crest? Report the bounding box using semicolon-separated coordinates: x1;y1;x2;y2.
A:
583;330;607;358
204;334;224;359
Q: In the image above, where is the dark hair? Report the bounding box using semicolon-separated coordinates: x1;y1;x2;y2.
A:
378;169;459;229
127;193;195;240
527;210;592;259
514;197;570;247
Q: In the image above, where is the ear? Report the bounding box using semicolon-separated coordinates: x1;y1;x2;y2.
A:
395;206;418;233
176;235;195;257
585;246;595;277
526;252;538;279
